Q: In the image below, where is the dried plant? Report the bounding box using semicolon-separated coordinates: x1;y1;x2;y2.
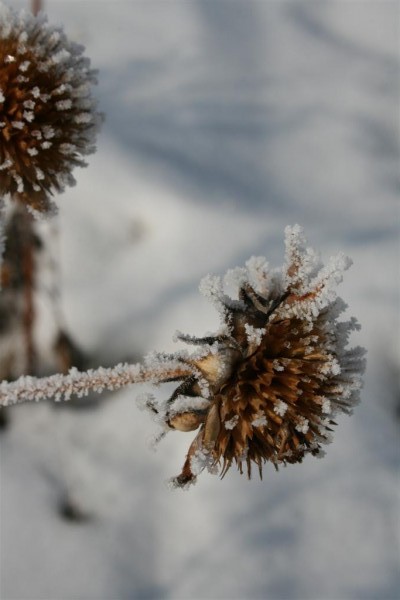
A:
0;4;101;214
0;4;101;436
0;7;365;489
0;226;366;488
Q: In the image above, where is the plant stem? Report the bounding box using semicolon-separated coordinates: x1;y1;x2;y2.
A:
0;361;192;407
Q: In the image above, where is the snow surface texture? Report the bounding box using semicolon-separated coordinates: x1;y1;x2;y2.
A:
1;2;399;600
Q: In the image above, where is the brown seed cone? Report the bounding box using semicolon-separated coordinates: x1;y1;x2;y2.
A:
0;8;101;213
212;316;334;478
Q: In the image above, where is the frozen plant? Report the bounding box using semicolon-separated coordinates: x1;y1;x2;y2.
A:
0;226;366;488
0;3;102;215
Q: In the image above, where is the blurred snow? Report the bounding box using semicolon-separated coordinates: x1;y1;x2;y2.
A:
1;1;399;599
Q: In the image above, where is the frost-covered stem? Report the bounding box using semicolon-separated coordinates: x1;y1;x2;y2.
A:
0;361;192;407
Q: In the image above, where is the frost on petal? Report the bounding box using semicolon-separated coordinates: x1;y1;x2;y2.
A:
245;255;271;295
252;413;268;428
274;401;288;417
224;415;239;430
244;323;266;348
295;417;309;434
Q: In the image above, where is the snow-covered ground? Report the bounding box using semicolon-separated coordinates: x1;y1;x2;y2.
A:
1;1;399;599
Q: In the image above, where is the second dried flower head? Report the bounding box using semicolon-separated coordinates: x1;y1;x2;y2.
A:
0;4;101;213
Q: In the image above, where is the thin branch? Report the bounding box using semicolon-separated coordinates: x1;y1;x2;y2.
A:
0;361;192;407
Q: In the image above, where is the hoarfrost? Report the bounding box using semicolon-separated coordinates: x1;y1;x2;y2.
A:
190;447;218;476
74;112;92;124
244;323;266;348
245;255;270;294
199;274;223;304
0;160;12;170
295;417;309;434
224;266;248;291
166;477;196;492
42;125;55;139
13;173;24;193
252;413;268;428
11;121;24;129
23;111;34;122
224;415;239;430
56;99;73;111
18;60;30;72
274;401;288;416
136;392;157;413
272;360;285;372
321;398;332;414
168;396;209;417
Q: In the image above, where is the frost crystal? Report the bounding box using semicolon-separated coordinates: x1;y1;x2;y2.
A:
252;413;268;428
245;324;266;348
295;417;309;434
321;398;332;414
274;401;288;417
224;415;239;430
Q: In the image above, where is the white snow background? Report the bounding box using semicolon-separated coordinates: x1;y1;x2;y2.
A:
1;1;399;599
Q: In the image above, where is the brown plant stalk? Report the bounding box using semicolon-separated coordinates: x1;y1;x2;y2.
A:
19;206;37;374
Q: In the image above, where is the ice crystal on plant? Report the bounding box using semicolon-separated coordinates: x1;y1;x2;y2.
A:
224;415;239;430
274;401;288;417
251;413;268;428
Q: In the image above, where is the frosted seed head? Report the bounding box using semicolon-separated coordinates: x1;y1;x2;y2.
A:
0;5;102;213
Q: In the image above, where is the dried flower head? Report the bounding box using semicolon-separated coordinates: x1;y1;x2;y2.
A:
141;225;366;488
0;5;101;213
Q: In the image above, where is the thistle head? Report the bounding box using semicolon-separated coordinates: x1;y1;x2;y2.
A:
0;5;101;214
141;226;366;488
